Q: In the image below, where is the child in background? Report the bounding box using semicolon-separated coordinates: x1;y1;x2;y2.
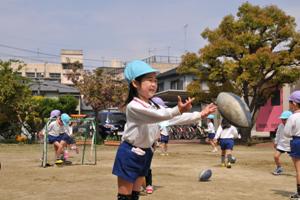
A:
214;118;240;168
283;91;300;200
141;168;154;194
151;96;170;156
272;110;293;175
142;96;170;195
205;114;218;152
39;109;61;164
112;60;216;200
159;121;169;156
66;121;79;154
40;112;72;164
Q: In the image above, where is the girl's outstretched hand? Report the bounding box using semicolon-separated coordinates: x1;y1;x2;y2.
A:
200;103;217;118
178;96;195;113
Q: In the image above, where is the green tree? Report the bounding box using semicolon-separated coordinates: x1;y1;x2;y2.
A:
38;97;61;119
57;95;78;115
178;3;300;142
25;96;45;135
27;95;78;134
69;66;127;142
0;60;33;139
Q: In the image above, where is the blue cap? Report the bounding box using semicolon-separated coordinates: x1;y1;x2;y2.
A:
124;60;159;83
289;91;300;104
61;113;71;126
207;114;215;119
279;110;292;119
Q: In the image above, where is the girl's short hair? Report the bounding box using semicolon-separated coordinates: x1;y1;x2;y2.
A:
221;118;231;129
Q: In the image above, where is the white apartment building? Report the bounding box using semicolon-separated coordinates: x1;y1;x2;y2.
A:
11;49;84;85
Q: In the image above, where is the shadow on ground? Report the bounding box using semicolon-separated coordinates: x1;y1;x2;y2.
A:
271;189;293;198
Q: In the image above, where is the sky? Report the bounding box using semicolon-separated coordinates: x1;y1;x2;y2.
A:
1;0;300;68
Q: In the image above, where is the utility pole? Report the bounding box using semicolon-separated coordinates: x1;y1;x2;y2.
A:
35;68;41;95
78;96;81;115
44;62;47;79
37;79;41;95
184;24;188;53
167;46;171;63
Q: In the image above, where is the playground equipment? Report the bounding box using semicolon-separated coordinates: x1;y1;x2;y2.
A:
41;117;97;168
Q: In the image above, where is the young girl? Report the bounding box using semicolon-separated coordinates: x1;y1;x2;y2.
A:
112;60;217;200
151;96;170;156
214;118;240;168
272;110;293;175
205;114;218;152
40;113;72;164
283;91;300;200
159;121;169;156
141;96;168;195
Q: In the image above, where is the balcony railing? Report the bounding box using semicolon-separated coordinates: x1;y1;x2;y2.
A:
143;55;181;64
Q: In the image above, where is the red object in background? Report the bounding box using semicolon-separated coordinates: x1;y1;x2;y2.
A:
70;114;87;119
256;89;283;132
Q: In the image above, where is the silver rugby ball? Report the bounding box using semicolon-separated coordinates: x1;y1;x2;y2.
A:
199;169;212;182
216;92;252;128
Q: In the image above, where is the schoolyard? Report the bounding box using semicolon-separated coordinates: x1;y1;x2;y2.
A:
0;141;296;200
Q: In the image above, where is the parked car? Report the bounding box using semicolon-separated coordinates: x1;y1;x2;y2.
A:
98;108;126;140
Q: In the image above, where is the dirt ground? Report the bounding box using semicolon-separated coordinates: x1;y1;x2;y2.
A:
0;141;297;200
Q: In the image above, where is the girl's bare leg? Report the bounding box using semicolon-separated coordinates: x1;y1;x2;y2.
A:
118;177;133;195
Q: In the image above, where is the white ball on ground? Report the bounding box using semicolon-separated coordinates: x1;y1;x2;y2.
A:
199;169;212;182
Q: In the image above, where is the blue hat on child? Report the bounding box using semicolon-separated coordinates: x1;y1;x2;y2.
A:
279;110;292;119
124;60;159;83
61;113;71;126
207;114;215;119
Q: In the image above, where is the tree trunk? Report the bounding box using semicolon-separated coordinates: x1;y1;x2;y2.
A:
239;127;253;146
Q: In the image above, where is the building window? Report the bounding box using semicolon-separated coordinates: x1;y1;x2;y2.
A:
25;72;35;78
49;73;61;79
158;82;164;92
36;73;44;78
170;79;183;90
62;63;83;69
271;89;280;106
